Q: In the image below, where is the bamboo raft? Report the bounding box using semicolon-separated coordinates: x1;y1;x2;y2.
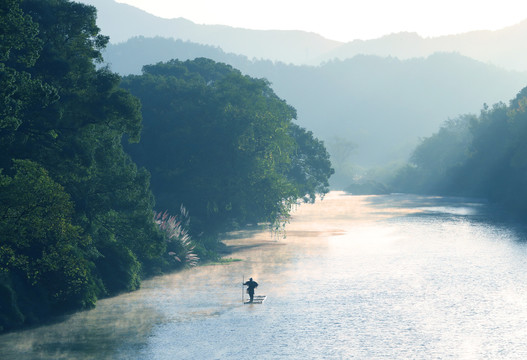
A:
244;295;267;304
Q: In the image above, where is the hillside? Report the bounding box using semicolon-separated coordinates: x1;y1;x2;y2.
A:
102;37;527;180
79;0;341;64
87;0;527;187
321;21;527;72
81;0;527;71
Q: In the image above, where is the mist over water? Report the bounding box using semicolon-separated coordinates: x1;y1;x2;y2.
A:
2;192;527;359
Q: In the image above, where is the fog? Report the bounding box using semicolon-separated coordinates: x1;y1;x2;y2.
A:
79;0;527;188
3;193;527;358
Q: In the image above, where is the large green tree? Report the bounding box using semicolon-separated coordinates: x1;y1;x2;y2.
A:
1;0;165;331
0;160;97;331
447;90;527;210
390;115;474;194
391;86;527;214
0;0;55;134
122;58;333;243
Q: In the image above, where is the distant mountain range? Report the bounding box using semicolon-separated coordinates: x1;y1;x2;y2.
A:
80;0;527;186
102;37;527;172
322;26;527;72
81;0;527;71
79;0;340;65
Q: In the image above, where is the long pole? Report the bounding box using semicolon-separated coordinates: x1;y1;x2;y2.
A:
242;276;244;303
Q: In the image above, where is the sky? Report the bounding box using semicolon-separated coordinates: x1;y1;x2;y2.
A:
116;0;527;42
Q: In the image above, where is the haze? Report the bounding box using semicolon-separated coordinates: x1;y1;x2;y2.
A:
5;1;527;349
116;0;527;41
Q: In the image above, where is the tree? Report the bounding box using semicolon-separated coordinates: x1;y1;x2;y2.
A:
452;89;527;210
0;160;98;331
8;0;166;286
0;0;56;134
390;115;474;194
392;85;527;215
122;58;333;243
1;0;167;331
287;124;334;202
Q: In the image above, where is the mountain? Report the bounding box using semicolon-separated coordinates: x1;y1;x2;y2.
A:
102;37;527;173
320;21;527;72
101;37;249;75
81;0;527;71
79;0;341;64
252;54;527;167
83;0;527;187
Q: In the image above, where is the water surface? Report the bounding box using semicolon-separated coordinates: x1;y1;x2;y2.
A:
2;192;527;359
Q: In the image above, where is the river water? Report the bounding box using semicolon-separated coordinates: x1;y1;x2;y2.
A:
2;192;527;359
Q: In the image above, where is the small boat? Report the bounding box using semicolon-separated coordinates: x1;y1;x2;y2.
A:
244;295;267;304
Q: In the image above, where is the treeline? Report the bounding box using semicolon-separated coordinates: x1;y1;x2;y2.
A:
103;36;527;187
121;59;334;244
0;0;333;332
391;87;527;213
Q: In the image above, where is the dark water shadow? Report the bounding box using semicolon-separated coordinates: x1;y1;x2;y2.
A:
220;240;286;255
363;193;487;210
360;193;527;243
218;227;264;240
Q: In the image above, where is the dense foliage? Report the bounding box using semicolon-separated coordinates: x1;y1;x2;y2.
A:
121;59;334;244
389;115;474;194
0;1;333;332
391;87;527;213
104;36;527;183
0;0;167;332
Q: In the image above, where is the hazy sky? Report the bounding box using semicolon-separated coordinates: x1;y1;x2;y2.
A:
116;0;527;42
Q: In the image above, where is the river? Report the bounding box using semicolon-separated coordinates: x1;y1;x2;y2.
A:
2;192;527;359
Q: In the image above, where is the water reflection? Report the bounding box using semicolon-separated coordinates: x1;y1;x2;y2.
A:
2;192;527;359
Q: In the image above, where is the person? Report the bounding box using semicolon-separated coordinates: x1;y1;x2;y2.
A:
243;277;258;302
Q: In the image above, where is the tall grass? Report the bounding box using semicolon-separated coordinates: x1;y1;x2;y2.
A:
155;206;199;268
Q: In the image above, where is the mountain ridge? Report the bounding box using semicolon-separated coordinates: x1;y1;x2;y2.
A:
102;37;527;176
80;0;341;64
322;20;527;71
81;0;527;71
82;0;527;186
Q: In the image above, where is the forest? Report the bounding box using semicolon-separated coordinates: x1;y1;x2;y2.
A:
0;0;333;332
4;0;527;336
101;36;527;189
390;87;527;214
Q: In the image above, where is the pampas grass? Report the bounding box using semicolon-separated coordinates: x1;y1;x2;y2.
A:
155;205;199;268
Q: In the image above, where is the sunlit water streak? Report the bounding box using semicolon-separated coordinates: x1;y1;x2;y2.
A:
2;192;527;359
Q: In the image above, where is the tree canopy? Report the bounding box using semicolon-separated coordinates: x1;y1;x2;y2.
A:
122;58;333;240
0;0;166;332
390;86;527;214
0;2;333;332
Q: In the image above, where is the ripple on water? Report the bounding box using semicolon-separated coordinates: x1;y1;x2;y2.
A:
3;193;527;359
